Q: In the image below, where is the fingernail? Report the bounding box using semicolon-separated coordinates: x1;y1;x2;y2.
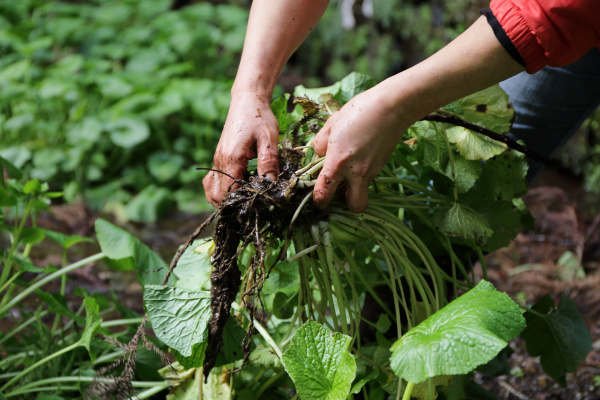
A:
266;173;277;181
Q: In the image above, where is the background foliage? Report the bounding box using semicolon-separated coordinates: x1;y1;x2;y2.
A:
1;0;597;222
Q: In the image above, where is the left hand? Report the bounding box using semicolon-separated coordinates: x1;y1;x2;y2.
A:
312;86;410;212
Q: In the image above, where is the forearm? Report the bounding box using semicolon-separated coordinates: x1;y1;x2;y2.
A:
381;15;525;123
232;0;329;98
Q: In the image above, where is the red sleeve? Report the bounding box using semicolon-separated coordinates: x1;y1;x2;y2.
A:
490;0;600;73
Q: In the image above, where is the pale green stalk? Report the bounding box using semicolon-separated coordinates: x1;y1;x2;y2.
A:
402;381;415;400
0;252;105;315
0;310;48;346
231;302;282;360
0;341;80;391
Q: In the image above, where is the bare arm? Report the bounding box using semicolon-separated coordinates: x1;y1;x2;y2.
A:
203;0;329;206
311;15;525;212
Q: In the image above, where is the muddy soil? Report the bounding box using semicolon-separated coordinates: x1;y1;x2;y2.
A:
474;168;600;400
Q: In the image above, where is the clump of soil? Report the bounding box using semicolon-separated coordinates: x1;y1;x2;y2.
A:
200;156;315;375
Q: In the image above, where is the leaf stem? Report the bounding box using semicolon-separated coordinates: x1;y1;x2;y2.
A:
0;252;105;315
231;302;282;360
0;341;80;392
402;381;415;400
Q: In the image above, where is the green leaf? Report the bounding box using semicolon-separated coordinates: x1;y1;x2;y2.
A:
214;317;249;368
0;187;17;207
476;151;528;201
271;93;290;130
294;82;342;103
95;218;170;286
272;291;297;320
337;72;376;103
173;239;213;291
445;154;482;193
521;295;592;386
23;179;42;195
147;151;185;183
445;126;507;161
248;347;282;370
143;285;212;363
455;85;514;134
79;297;102;361
20;228;45;245
476;200;522;252
36;291;84;324
124;185;173;223
10;255;49;273
350;370;379;395
0;155;23;180
44;230;93;250
282;321;356;400
390;280;525;383
106;117;150;148
432;202;493;246
410;121;448;173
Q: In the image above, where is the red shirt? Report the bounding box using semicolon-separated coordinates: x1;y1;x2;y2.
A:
490;0;600;73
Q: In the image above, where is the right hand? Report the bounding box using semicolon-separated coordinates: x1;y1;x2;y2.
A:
203;91;280;207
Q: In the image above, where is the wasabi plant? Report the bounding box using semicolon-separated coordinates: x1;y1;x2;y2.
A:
120;73;591;399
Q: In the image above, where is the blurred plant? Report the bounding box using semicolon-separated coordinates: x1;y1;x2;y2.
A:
0;0;249;221
0;157;172;398
290;0;488;84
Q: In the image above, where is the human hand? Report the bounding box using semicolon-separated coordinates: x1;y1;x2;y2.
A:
312;87;410;212
203;91;280;206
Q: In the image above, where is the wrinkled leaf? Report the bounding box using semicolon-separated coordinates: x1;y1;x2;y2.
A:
477;151;528;201
445;126;507;161
174;239;213;291
144;285;211;364
432;202;493;246
390;280;525;383
282;321;356;400
522;295;592;387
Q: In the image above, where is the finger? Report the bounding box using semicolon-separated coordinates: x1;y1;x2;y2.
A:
202;171;222;208
312;118;333;157
202;171;216;206
217;150;251;197
344;178;369;213
256;128;280;181
313;163;343;209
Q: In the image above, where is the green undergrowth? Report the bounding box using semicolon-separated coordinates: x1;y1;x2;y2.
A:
0;73;593;400
0;0;248;222
136;73;592;399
